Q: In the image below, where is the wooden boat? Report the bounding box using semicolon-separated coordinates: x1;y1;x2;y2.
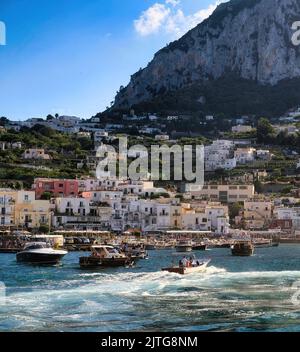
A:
175;240;193;252
231;241;254;257
79;245;133;268
162;259;211;275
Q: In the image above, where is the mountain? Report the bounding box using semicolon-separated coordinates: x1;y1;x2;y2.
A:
113;0;300;116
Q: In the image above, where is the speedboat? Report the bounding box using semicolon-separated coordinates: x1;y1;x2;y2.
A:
16;242;68;265
79;245;134;268
162;258;211;275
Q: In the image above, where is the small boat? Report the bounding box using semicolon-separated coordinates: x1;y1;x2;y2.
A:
162;259;211;275
79;245;134;268
16;242;67;265
231;241;254;257
175;240;193;252
145;244;156;250
253;239;279;248
192;243;207;251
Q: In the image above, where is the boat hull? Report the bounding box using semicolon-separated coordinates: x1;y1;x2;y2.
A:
79;256;131;268
16;252;66;265
231;247;254;257
162;261;210;275
175;246;193;253
192;245;207;251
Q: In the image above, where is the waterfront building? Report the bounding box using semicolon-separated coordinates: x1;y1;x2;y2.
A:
274;207;300;231
241;200;273;230
0;189;51;230
33;178;79;199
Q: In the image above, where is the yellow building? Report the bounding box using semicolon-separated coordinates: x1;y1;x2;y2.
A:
0;189;51;230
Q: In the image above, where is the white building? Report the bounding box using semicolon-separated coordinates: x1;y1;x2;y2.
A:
234;148;256;164
274;207;300;230
205;140;236;171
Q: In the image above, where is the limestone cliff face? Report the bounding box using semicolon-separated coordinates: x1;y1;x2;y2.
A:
114;0;300;110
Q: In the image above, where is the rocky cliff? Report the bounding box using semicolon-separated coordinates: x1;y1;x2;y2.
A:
113;0;300;115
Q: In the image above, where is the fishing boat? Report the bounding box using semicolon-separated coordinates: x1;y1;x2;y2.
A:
231;241;254;257
162;258;211;275
16;242;67;265
79;245;134;268
175;240;193;252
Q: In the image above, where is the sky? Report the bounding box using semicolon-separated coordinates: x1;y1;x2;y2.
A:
0;0;227;120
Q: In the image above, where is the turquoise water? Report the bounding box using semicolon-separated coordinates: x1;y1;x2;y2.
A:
1;245;300;331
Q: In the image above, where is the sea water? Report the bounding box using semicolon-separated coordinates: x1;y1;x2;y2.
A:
0;245;300;331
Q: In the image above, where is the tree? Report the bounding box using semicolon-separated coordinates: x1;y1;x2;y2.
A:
46;114;54;121
229;202;243;220
257;118;275;143
41;192;52;200
0;116;9;126
39;225;50;234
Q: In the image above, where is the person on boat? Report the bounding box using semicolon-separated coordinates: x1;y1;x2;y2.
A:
182;256;188;267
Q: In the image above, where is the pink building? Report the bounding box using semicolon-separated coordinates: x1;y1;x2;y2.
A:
33;178;79;199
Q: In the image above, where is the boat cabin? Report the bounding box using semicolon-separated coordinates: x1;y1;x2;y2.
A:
91;245;125;259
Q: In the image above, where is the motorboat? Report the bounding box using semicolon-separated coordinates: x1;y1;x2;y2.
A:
79;245;134;268
231;241;254;257
16;242;67;265
162;258;211;275
192;242;207;251
252;239;279;248
175;240;193;252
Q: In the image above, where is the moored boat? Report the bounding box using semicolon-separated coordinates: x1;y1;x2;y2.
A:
175;240;193;252
192;243;207;251
79;245;134;268
16;242;67;265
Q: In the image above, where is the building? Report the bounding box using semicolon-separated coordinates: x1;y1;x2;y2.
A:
94;131;109;144
241;200;273;230
33;178;79;199
189;184;255;203
256;149;272;161
0;189;51;230
232;125;254;133
274;207;300;230
205;140;236;171
52;197;112;231
234;148;256;164
155;135;169;141
22;149;51;160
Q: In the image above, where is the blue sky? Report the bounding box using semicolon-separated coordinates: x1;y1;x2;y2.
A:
0;0;225;120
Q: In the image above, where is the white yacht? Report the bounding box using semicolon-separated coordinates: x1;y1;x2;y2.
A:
16;242;67;265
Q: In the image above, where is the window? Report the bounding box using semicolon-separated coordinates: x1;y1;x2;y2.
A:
24;194;29;202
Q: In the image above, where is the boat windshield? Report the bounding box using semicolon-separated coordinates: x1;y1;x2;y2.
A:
25;243;49;250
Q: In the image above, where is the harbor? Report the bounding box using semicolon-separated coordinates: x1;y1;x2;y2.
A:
1;244;300;331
